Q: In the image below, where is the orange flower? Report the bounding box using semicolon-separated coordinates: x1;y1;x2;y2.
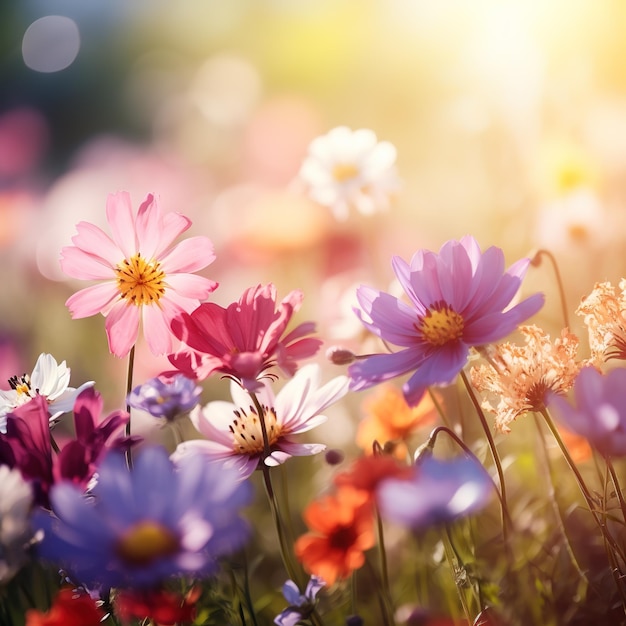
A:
294;487;375;586
25;588;104;626
357;384;437;458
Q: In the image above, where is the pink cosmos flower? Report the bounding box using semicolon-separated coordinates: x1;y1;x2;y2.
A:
349;236;544;406
60;191;218;358
168;283;322;390
172;364;349;481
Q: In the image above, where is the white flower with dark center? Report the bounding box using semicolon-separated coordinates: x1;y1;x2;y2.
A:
0;353;94;432
298;126;399;221
172;364;349;481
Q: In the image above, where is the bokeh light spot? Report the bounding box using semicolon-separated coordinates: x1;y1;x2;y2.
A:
22;16;80;73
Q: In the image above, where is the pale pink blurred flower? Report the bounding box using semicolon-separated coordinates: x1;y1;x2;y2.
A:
298;126;399;221
172;364;348;481
60;191;218;358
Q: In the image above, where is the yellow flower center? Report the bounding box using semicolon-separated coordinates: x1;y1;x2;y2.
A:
115;253;166;306
8;375;33;401
418;303;465;347
116;521;179;567
332;163;359;183
229;405;281;456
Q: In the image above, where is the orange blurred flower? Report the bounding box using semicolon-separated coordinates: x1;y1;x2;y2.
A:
558;425;593;464
294;487;375;586
357;384;438;458
25;588;104;626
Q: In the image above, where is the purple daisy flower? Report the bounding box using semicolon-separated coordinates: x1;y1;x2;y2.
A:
33;445;251;589
349;236;544;405
274;575;325;626
127;374;202;421
548;366;626;457
376;455;494;529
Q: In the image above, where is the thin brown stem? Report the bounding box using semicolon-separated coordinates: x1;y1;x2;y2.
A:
124;345;135;469
530;249;570;329
459;370;510;542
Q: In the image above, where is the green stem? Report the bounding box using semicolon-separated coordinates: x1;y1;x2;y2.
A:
532;413;593;592
605;456;626;525
249;392;303;588
124;345;136;469
375;507;393;614
540;407;626;602
441;528;473;622
459;370;510;542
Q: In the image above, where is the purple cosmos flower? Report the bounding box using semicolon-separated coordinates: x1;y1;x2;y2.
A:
33;445;251;589
168;284;322;391
172;364;349;481
274;575;325;626
349;236;544;406
127;374;202;421
376;455;493;529
548;366;626;457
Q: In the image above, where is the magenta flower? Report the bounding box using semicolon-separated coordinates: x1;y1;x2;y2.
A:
548;366;626;457
60;191;218;358
172;364;348;481
349;236;544;405
168;284;322;390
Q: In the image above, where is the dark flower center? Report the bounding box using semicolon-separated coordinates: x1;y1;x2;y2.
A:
329;525;357;550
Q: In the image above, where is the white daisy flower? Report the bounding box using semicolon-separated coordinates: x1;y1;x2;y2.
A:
172;363;349;481
298;126;399;221
0;353;94;432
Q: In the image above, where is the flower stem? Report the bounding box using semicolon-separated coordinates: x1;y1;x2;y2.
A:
375;507;393;615
459;370;510;542
249;392;303;588
124;345;136;469
605;455;626;525
532;413;594;592
530;248;570;329
540;407;626;604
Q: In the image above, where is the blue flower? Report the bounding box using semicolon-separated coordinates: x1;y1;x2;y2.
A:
376;455;493;529
33;446;251;589
274;575;325;626
127;374;202;421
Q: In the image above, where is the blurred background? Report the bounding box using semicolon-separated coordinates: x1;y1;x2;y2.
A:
1;0;626;407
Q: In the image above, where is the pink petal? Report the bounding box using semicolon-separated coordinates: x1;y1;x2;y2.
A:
105;191;137;259
65;283;119;318
70;221;122;266
155;212;192;257
133;193;162;260
165;273;218;301
60;246;114;280
141;303;175;356
159;236;216;274
105;302;140;357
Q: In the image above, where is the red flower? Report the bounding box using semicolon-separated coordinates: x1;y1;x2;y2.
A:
295;487;375;586
25;588;104;626
168;283;322;390
114;587;200;625
334;455;413;501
